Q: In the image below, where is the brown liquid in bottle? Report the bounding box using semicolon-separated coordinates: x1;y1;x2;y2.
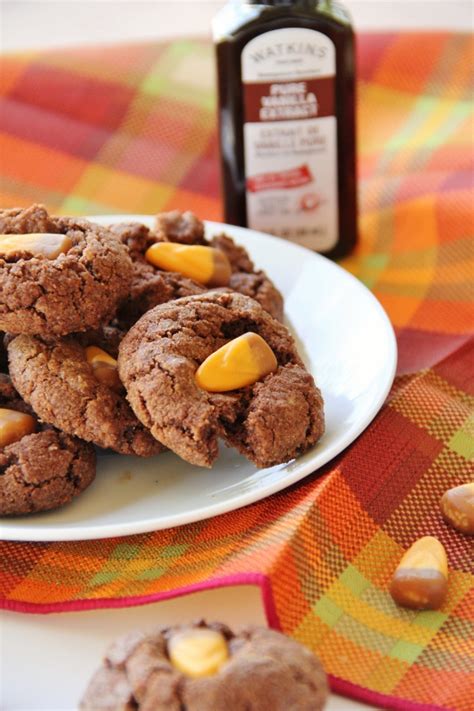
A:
213;0;357;259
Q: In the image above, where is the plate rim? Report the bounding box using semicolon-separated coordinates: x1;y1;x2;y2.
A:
1;217;397;541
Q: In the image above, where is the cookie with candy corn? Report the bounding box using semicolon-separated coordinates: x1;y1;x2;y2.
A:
118;291;323;468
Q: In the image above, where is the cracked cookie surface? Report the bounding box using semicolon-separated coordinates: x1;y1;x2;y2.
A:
157;211;284;321
118;291;324;468
110;221;206;327
111;211;284;325
0;374;96;516
80;621;328;711
7;333;164;457
0;204;133;337
155;210;207;245
210;232;284;321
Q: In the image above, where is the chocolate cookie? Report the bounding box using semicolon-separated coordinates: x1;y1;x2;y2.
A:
80;621;328;711
118;291;324;468
156;210;284;321
110;221;206;327
7;333;164;457
0;204;133;337
0;374;96;516
111;211;284;324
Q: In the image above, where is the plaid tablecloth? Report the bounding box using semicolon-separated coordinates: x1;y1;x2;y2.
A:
0;33;473;711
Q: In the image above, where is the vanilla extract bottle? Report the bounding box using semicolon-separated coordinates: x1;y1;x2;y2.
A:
213;0;357;259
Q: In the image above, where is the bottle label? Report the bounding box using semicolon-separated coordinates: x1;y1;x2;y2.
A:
241;27;338;251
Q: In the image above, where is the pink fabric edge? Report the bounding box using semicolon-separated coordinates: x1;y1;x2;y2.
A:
329;677;450;711
0;572;281;620
1;573;452;711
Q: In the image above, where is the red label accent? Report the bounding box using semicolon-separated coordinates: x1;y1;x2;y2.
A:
247;164;313;193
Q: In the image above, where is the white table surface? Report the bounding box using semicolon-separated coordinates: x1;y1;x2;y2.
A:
1;0;471;52
1;2;469;709
2;586;370;710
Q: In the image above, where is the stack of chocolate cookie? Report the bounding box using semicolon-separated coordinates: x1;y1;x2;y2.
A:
0;204;324;516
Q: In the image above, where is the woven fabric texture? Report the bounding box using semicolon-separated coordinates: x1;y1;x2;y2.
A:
0;33;473;711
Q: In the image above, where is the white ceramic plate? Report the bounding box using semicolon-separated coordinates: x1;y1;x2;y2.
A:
0;218;397;542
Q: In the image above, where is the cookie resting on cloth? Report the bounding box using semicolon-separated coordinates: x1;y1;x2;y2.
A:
80;621;328;711
0;374;96;516
118;291;324;468
7;333;164;457
0;204;132;337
